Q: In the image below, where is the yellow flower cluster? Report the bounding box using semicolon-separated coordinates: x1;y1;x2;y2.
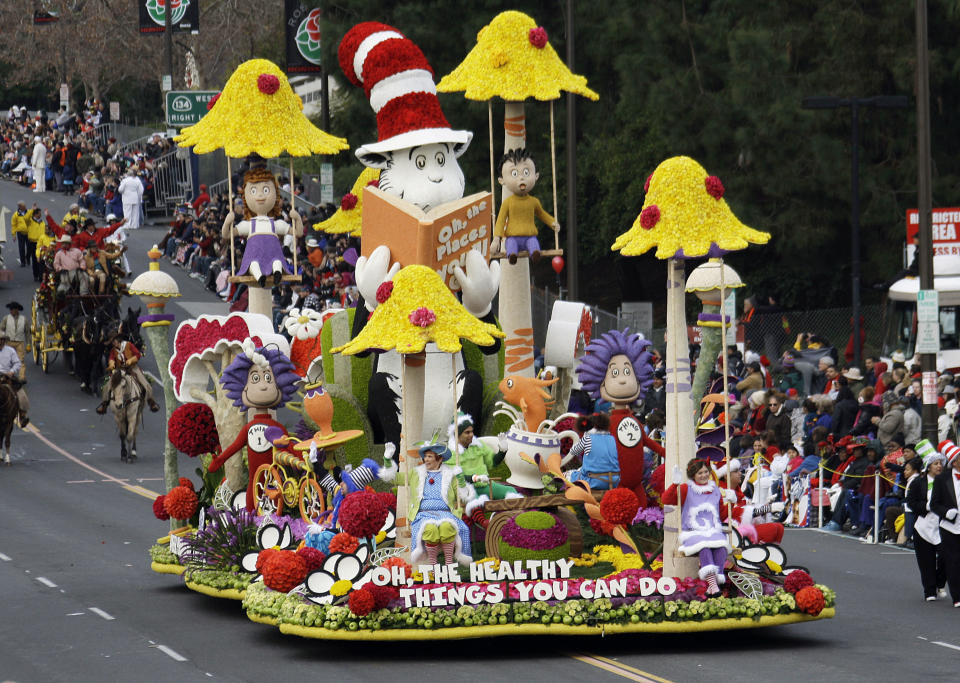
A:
314;168;380;237
611;156;771;260
332;265;504;355
477;557;502;570
594;544;648;571
329;579;352;597
174;58;349;158
571;552;599;567
437;11;599;102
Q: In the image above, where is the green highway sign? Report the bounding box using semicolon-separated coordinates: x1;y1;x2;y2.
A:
165;91;218;127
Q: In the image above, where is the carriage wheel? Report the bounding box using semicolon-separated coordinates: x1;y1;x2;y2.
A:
298;477;327;525
40;326;49;374
281;475;299;508
31;301;40;365
253;465;284;517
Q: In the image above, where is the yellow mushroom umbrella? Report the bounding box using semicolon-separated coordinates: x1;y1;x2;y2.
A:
611;155;769;578
332;265;503;356
437;10;598;102
174;58;348;158
314;168;380;237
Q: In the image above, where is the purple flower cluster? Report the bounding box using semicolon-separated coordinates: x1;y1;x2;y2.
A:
631;506;664;528
500;514;568;551
255;513;309;541
182;507;258;569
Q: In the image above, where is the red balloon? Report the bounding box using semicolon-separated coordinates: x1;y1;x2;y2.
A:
551;256;565;274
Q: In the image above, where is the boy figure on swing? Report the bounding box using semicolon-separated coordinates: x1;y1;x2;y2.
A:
492;149;559;265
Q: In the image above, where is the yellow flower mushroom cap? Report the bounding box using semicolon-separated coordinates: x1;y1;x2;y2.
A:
332;265;504;355
437;11;598;102
174;58;349;158
314;168;380;237
611;156;771;260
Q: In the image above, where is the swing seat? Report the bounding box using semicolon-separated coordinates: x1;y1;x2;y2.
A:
490;248;563;260
228;274;302;285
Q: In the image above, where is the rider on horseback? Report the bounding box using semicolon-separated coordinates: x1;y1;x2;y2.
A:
96;335;159;414
0;332;30;427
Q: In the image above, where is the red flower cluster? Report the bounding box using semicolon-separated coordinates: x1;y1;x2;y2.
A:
329;532;359;555
529;26;549;48
783;569;815;595
256;548;280;574
409;307;436;328
297;547;326;573
339;491;389;538
589;517;615;536
153;495;170;521
164;485;199;520
341;193;358;211
366;178;380;188
705;175;725;200
639;205;660;230
377;491;397;512
257;73;281;95
644;173;652;193
381;556;412;580
795;585;825;616
376;281;394;304
206;93;220;111
600;488;641;526
367;584;400;609
347;587;376;616
168;403;219;457
262;550;308;593
178;477;194;491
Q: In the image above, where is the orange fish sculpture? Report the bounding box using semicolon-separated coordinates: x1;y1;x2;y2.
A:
498;375;558;432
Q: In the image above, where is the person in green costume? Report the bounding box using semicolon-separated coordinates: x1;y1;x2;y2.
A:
449;413;522;528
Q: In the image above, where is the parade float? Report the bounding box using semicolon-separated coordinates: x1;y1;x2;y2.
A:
146;12;834;639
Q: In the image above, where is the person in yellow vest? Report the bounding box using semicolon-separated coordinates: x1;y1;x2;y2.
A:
11;202;29;267
25;204;45;282
0;302;28;382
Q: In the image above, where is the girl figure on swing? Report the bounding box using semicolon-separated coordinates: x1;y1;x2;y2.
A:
222;167;303;286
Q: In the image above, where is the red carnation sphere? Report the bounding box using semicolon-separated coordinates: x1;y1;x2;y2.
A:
168;403;219;456
341;193;358;211
705;175;725;200
329;532;359;555
339;491;389;538
644;173;652;193
529;26;548;48
256;548;280;574
163;485;198;520
600;487;640;526
376;281;394;304
589;517;615;536
257;73;281;95
297;546;326;573
381;556;412;580
178;477;194;491
153;495;170;521
795;585;825;616
348;587;376;616
783;569;815;595
639;205;660;230
262;550;308;593
377;491;397;511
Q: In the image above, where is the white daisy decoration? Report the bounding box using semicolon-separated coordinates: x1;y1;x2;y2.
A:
240;522;296;574
282;307;324;341
375;509;397;545
304;542;373;605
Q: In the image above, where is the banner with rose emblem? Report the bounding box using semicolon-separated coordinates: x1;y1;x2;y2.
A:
285;0;323;74
139;0;199;34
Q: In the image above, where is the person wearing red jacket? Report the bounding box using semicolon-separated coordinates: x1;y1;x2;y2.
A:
45;212;125;249
720;461;786;544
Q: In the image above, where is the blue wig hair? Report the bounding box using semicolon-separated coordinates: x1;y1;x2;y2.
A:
576;328;655;400
220;345;300;409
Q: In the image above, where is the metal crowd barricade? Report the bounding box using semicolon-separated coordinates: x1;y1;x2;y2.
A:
150;148;193;215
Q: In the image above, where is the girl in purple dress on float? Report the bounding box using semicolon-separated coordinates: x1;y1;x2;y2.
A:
222;167;303;286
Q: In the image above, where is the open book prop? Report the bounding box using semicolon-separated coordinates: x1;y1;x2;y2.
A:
361;186;492;291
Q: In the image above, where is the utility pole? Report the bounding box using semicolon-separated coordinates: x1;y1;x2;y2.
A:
565;0;578;300
916;0;937;442
164;0;174;97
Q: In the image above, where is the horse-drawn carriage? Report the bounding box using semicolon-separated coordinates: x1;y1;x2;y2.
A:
31;290;122;376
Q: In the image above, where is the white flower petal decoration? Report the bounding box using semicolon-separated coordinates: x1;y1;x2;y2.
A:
241;551;260;573
334;554;362;581
283;307;324;341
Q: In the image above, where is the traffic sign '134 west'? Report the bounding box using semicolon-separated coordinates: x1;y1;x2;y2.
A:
165;91;218;127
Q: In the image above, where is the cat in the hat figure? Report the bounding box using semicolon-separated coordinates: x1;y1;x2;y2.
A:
337;22;502;461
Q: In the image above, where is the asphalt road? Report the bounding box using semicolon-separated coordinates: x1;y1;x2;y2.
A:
1;180;958;682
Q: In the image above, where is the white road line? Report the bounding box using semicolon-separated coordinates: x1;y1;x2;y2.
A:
155;645;187;662
66;480;95;484
932;641;960;652
36;577;57;588
88;607;115;621
0;552;11;561
66;612;85;616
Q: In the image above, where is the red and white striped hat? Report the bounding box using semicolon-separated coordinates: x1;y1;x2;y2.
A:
938;439;960;467
338;22;472;158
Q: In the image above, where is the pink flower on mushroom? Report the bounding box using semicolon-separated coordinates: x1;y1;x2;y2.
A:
529;27;548;48
257;73;280;95
341;193;358;211
639;205;661;230
408;307;436;328
705;175;725;200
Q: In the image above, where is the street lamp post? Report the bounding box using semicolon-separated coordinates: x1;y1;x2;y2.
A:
802;95;908;370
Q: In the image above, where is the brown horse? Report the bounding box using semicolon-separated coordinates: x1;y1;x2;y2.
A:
0;380;18;465
107;368;144;462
